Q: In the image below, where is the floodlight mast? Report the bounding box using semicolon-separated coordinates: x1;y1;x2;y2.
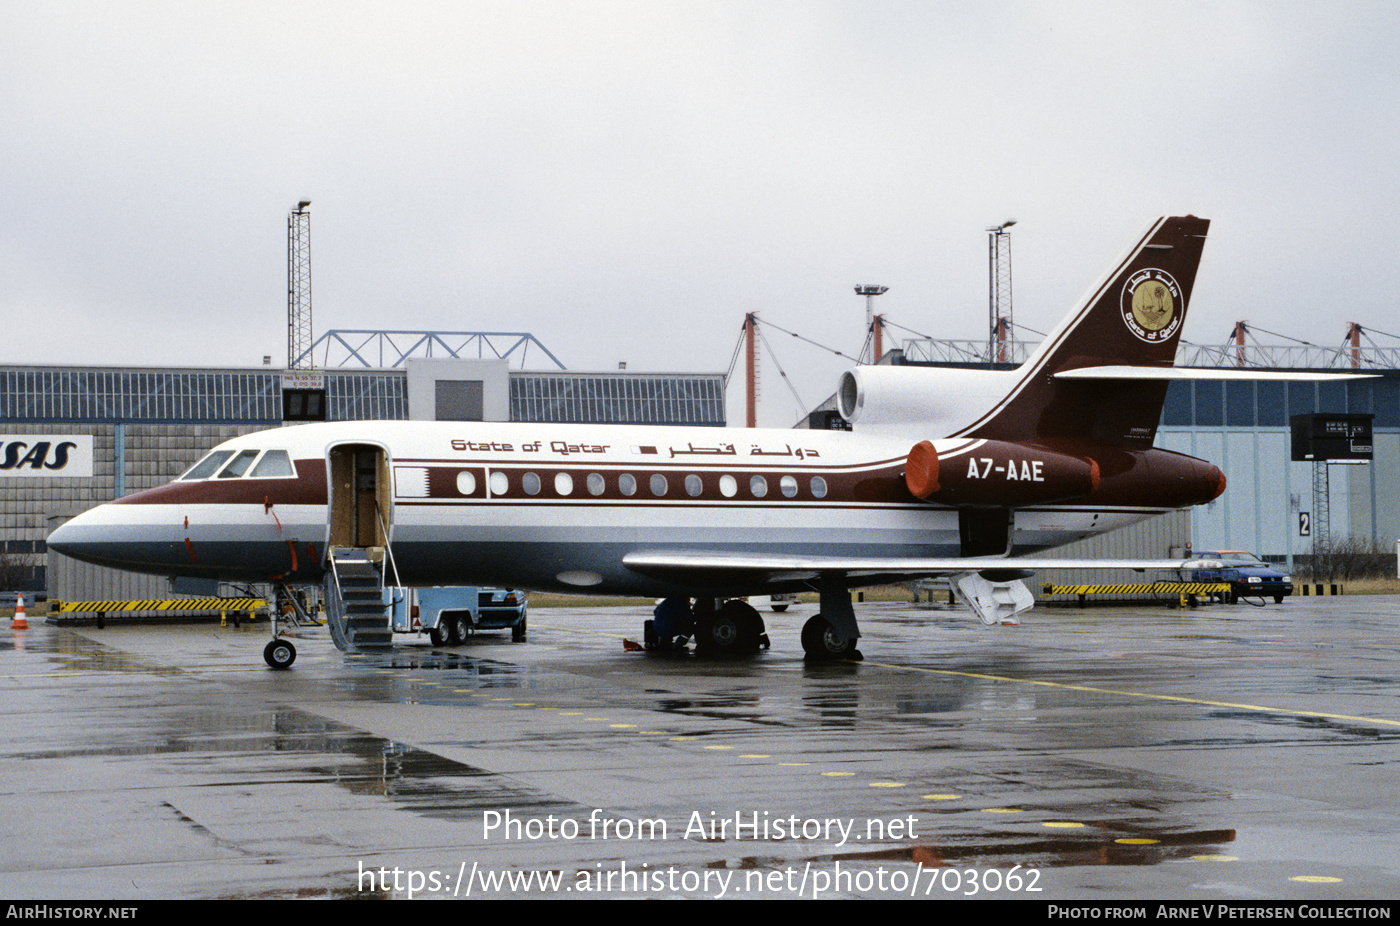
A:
987;219;1015;366
855;285;888;363
288;201;313;370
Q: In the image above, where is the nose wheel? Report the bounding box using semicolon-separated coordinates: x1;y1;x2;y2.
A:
264;637;297;670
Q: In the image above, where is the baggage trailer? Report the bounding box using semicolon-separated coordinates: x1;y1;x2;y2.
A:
389;587;528;644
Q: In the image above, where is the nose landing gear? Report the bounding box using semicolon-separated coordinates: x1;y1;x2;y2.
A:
263;637;296;670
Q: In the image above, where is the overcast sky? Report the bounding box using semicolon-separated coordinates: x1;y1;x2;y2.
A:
3;1;1397;426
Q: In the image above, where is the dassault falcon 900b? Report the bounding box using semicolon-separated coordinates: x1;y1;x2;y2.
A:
53;215;1299;665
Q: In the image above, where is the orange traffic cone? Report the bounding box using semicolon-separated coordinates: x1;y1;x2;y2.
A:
12;593;28;630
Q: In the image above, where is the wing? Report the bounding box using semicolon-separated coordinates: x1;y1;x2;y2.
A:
622;550;1220;587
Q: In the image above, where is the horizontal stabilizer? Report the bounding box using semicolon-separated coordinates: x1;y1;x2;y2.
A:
1054;365;1374;382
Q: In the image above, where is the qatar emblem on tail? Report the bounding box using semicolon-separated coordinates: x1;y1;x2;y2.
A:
50;216;1351;667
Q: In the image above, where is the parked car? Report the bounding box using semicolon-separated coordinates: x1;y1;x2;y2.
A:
1191;551;1294;604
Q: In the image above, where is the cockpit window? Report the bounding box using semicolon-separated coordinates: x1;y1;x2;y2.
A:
180;450;235;480
250;450;295;478
216;449;261;479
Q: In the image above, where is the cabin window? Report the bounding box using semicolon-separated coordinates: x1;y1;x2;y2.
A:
489;471;509;496
750;475;768;497
456;471;476;495
216;449;261;478
684;474;703;497
181;450;234;480
522;472;541;496
719;475;737;498
587;473;606;496
780;475;798;498
619;473;637;496
810;476;828;498
650;473;668;496
555;472;574;496
250;449;295;478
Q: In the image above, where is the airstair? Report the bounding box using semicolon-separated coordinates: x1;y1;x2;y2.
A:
325;546;395;650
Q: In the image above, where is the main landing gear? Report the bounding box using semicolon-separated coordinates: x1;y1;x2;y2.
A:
641;581;863;661
645;598;770;656
695;599;769;655
800;615;859;660
799;580;863;661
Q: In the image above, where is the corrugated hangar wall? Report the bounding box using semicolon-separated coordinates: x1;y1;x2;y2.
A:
1160;427;1399;572
1031;509;1192;598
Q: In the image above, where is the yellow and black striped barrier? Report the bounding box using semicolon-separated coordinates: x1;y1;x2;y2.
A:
48;598;268;626
1297;583;1344;596
1041;582;1230;607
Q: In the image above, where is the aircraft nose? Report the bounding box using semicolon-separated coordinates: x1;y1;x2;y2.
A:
46;503;136;570
47;507;97;560
47;523;72;557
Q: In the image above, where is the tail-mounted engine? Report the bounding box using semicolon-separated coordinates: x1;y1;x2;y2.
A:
904;439;1099;507
904;439;1226;509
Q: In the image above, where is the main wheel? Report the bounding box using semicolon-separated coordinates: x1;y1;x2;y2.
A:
429;623;449;646
264;637;296;670
511;615;527;643
801;615;857;660
696;600;763;655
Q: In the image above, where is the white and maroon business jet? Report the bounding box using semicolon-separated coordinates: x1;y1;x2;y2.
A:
54;216;1311;664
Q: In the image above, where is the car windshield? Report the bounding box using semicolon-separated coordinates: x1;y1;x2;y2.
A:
1219;552;1268;567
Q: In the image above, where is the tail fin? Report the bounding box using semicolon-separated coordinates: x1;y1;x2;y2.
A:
962;215;1210;447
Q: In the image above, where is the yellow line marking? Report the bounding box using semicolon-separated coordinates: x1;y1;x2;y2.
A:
1290;875;1342;883
1191;855;1238;862
861;661;1400;728
740;753;770;758
1044;821;1085;828
822;771;855;777
981;807;1023;813
923;794;961;800
1115;838;1159;845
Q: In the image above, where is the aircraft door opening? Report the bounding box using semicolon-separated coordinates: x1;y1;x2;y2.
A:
328;443;391;550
